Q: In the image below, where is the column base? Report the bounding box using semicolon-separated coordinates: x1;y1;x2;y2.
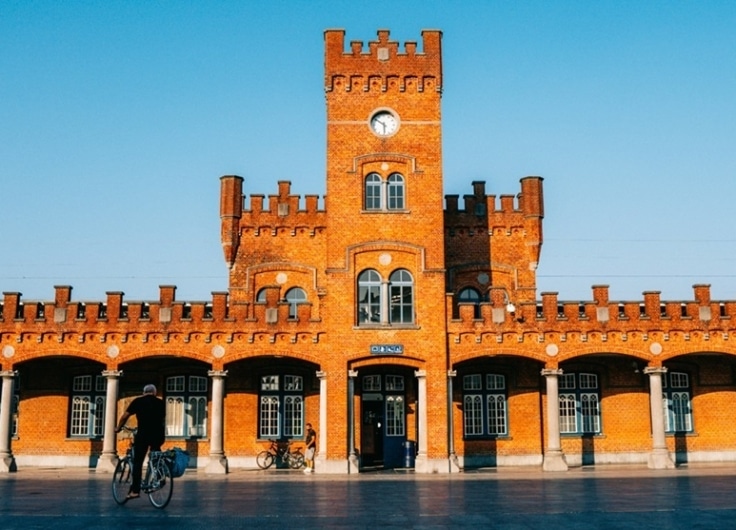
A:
348;453;360;474
542;450;568;472
0;455;17;473
647;449;675;470
95;453;119;473
205;455;229;474
448;454;461;473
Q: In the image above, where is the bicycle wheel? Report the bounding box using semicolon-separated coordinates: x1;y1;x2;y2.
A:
256;450;275;469
147;461;174;509
112;458;133;505
288;451;305;469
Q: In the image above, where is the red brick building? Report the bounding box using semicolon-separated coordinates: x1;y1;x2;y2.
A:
2;29;735;474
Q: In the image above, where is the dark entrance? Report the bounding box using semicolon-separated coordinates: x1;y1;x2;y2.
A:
359;373;408;469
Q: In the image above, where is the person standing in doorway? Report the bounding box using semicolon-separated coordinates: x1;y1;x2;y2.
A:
303;422;316;473
115;383;166;500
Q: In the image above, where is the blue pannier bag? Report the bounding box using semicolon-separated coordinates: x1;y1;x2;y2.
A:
169;447;189;478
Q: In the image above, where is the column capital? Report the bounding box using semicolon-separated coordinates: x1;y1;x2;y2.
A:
348;370;358;378
0;371;18;379
414;369;427;379
317;370;327;379
541;368;563;377
101;369;123;378
644;366;667;375
447;370;457;378
208;370;229;378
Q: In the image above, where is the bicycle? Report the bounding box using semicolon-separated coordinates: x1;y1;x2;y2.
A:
256;439;305;469
112;426;175;509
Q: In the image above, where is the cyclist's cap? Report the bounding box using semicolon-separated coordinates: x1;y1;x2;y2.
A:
143;384;157;394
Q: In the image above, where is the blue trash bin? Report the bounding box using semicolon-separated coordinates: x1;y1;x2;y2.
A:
403;440;416;468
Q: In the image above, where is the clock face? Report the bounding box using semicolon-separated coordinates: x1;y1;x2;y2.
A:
370;111;398;136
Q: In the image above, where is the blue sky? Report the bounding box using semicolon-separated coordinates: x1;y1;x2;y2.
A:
1;1;735;303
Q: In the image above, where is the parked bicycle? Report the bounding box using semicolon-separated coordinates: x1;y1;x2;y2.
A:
256;439;305;469
112;426;175;509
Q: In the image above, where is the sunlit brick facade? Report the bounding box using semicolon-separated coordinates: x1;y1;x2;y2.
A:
2;29;736;474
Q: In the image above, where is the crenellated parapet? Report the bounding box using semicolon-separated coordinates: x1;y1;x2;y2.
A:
448;284;736;334
220;176;327;268
444;178;544;302
0;285;325;350
324;29;442;94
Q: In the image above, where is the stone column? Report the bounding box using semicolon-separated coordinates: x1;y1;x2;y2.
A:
96;370;122;473
347;370;359;473
447;370;460;472
315;371;328;473
414;370;428;472
0;371;17;473
206;370;228;474
645;366;675;469
541;368;568;471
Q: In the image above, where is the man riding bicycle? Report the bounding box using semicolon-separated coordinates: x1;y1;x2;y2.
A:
115;384;166;501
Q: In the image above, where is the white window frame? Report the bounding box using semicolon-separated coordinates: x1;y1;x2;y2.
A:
559;372;601;435
259;374;305;439
70;375;106;437
165;375;208;438
462;373;508;437
663;371;693;433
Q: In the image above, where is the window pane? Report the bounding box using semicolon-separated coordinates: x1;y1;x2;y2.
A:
579;373;598;389
486;374;505;390
672;392;692;431
73;375;92;393
284;375;303;391
387;174;404;209
487;394;507;435
92;396;105;436
559;394;577;433
283;396;303;437
260;396;280;438
559;374;576;390
385;375;404;391
165;396;185;437
581;393;600;433
285;287;307;319
189;376;208;393
167;376;185;393
358;270;382;323
389;270;414;324
71;396;91;436
385;395;405;436
464;375;482;391
464;395;483;436
365;174;382;210
261;375;279;391
188;396;207;437
362;375;381;391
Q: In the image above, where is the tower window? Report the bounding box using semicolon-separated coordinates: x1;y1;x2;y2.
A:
285;287;308;319
364;172;406;211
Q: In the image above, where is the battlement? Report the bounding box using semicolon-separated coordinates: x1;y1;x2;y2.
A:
324;29;442;93
220;177;327;267
448;284;736;331
0;285;323;332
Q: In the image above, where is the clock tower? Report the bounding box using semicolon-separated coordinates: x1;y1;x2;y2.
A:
324;29;444;268
323;29;449;473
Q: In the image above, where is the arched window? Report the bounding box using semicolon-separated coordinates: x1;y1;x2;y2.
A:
458;287;481;318
387;173;405;210
256;288;267;303
365;173;382;210
285;287;307;319
389;269;414;324
358;269;382;323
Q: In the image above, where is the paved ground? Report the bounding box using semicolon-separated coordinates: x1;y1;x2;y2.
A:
2;464;736;528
